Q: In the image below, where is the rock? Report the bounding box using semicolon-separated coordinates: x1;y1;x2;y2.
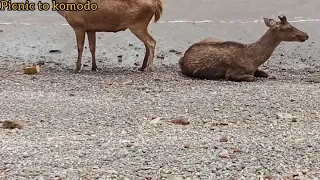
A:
269;75;277;80
301;169;308;174
49;50;61;53
184;144;190;148
36;60;45;65
213;121;229;126
156;54;165;59
218;150;229;158
55;175;65;180
106;169;118;174
171;118;190;125
300;57;307;62
305;76;320;83
292;173;299;177
168;49;182;55
233;147;241;153
126;143;133;147
264;175;272;180
0;30;3;32
123;80;133;85
166;175;183;180
117;55;123;62
219;136;228;142
150;117;161;124
276;112;296;120
284;176;293;180
2;120;23;129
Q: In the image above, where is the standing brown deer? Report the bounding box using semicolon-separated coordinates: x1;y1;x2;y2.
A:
178;15;309;82
56;0;163;73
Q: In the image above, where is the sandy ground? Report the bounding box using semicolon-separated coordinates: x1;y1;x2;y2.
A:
1;0;320;179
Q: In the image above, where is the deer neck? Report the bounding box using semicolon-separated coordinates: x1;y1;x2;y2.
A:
247;29;281;67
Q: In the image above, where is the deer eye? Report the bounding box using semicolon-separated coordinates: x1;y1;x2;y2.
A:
288;27;294;31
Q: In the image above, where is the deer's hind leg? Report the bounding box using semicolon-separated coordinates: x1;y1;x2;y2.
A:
254;69;269;78
74;28;86;73
225;69;256;82
228;74;256;82
129;24;156;72
87;31;97;71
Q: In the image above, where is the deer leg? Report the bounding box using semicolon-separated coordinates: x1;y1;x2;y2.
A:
87;31;97;71
225;70;256;82
139;44;150;71
129;26;156;72
74;28;85;73
227;74;256;82
254;69;269;78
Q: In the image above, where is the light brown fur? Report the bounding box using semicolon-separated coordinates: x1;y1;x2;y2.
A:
56;0;163;72
179;15;309;82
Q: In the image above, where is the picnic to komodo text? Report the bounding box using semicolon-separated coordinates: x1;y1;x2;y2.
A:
0;0;98;11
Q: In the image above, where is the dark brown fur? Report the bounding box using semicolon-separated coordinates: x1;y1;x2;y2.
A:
179;15;309;82
56;0;163;73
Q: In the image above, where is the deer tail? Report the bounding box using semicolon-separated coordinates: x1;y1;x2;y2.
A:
154;0;163;22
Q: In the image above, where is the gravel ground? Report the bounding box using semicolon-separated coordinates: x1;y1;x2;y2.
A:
1;0;320;179
0;58;320;179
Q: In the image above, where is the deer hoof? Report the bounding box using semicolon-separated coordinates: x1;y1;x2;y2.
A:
146;66;154;73
74;69;81;73
138;67;145;71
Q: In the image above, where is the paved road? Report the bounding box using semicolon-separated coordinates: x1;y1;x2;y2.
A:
0;0;319;71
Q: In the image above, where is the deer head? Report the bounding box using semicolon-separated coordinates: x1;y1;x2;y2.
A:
263;14;309;42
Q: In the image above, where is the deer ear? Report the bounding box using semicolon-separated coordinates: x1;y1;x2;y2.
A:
278;14;288;24
263;18;278;27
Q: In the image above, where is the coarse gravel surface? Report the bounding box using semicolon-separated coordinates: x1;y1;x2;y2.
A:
1;0;320;179
1;60;320;180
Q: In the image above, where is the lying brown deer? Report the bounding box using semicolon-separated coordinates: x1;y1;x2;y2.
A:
56;0;163;73
178;15;309;82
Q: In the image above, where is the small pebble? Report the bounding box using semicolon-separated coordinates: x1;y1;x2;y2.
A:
172;118;190;125
126;143;133;147
2;120;23;129
49;50;61;53
264;175;272;180
233;148;241;152
219;136;228;142
301;169;309;174
218;150;229;158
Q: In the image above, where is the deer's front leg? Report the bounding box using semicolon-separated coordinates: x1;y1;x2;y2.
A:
225;69;256;82
254;69;269;78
